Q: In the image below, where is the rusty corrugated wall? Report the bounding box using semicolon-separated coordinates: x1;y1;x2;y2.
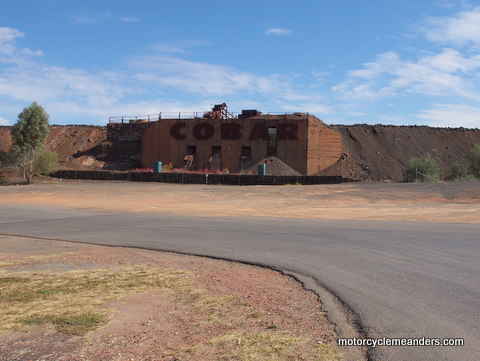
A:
141;115;343;175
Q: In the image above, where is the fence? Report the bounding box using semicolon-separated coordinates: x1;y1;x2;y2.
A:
108;112;206;123
52;170;344;185
108;112;311;124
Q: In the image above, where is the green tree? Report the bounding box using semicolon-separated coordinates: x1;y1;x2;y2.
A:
11;102;50;184
404;153;441;182
35;150;58;176
465;143;480;178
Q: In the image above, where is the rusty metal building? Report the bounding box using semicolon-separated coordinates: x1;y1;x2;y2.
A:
140;109;343;175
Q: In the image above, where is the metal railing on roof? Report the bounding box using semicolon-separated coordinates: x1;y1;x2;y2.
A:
108;112;206;123
108;111;312;124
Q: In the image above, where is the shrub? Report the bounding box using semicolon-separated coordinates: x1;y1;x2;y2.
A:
0;151;12;185
404;153;441;182
465;143;480;178
448;143;480;181
449;157;473;181
162;162;173;172
35;151;58;176
0;150;7;168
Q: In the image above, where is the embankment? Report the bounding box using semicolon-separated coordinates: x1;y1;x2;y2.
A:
2;123;480;181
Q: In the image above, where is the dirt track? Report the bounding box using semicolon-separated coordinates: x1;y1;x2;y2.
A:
1;180;479;223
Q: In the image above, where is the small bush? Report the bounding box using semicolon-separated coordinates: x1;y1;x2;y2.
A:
0;151;10;185
449;157;472;181
0;150;7;167
448;143;480;181
465;143;480;178
162;162;173;172
404;154;441;182
35;151;58;176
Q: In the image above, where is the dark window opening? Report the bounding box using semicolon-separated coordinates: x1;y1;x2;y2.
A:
184;145;196;169
209;146;222;170
240;146;252;170
267;126;277;155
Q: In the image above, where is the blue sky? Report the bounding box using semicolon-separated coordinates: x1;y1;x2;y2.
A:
1;0;480;127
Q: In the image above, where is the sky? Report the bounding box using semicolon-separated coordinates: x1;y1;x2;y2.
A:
1;0;480;128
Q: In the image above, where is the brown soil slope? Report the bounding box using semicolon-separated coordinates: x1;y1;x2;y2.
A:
1;124;145;170
0;125;107;163
0;126;12;151
2;123;480;180
321;125;480;181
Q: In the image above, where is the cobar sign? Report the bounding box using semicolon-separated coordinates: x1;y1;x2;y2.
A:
170;122;299;141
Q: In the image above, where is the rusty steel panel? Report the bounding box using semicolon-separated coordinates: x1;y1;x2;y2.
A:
141;115;342;175
306;121;343;175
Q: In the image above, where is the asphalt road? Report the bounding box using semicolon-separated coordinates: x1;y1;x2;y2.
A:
1;202;479;361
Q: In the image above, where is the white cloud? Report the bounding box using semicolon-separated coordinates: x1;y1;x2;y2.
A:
333;7;480;105
130;54;297;98
119;16;140;23
264;27;292;36
0;116;9;125
69;10;139;24
0;64;128;103
333;48;480;101
417;104;480;128
421;6;480;47
0;27;328;124
346;111;367;117
0;27;43;64
0;27;23;44
148;40;212;54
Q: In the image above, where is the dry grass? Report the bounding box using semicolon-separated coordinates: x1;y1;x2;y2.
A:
0;265;193;334
0;249;342;360
181;330;342;361
21;312;106;335
0;264;250;335
0;252;75;268
0;261;17;267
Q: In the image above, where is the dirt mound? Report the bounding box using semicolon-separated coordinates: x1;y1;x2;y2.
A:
59;155;105;170
250;156;302;176
319;125;480;181
46;126;107;163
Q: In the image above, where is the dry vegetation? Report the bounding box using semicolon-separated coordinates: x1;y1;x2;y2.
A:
0;238;342;361
0;265;192;335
